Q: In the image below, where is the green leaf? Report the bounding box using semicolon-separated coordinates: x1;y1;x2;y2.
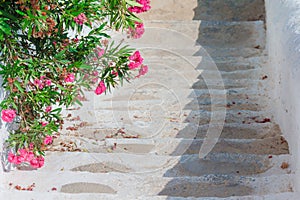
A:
74;99;83;106
78;64;92;69
15;10;26;16
51;108;62;114
125;0;142;7
13;81;24;93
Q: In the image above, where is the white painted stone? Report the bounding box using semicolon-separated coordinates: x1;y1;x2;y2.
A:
265;0;300;193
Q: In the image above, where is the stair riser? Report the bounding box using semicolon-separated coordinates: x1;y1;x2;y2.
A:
61;122;281;141
139;0;265;21
114;21;265;48
138;46;263;58
102;136;289;156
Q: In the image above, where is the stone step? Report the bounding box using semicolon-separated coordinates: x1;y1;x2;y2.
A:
1;191;297;200
137;65;264;82
124;73;266;90
201;69;263;80
2;192;298;200
192;79;266;90
72;91;267;112
31;152;292;178
66;109;274;129
138;46;264;58
85;88;267;102
100;136;289;156
141;55;265;73
88;76;267;94
113;20;265;48
2;171;293;198
78;90;267;113
64;122;282;141
139;0;265;21
50;135;289;156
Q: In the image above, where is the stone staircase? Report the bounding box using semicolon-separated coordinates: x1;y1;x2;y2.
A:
1;0;297;199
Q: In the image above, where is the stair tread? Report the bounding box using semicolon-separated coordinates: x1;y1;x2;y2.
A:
2;171;293;198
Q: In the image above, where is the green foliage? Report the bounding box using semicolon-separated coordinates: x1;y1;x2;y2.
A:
0;0;143;158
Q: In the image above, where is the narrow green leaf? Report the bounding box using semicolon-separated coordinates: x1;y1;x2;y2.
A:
13;81;24;93
125;0;142;7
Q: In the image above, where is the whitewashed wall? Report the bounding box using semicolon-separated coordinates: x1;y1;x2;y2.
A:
266;0;300;192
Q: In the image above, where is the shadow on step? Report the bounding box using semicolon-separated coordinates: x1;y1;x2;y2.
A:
193;0;265;21
156;0;289;198
193;0;266;57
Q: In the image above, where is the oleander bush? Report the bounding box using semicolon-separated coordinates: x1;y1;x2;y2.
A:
0;0;150;169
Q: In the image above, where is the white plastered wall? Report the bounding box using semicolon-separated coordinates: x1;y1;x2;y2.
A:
266;0;300;191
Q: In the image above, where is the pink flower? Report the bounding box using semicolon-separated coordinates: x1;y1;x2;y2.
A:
65;73;75;83
37;156;45;168
39;83;44;89
25;151;34;162
128;0;151;13
30;157;39;168
129;51;143;69
8;152;22;165
112;71;118;76
128;22;145;39
8;149;37;166
34;79;41;86
95;47;105;57
18;148;27;156
92;77;98;83
73;38;79;43
129;51;143;64
17;148;29;162
30;156;44;168
41;122;48;127
45;106;52;113
45;79;52;86
43;135;53;145
8;153;16;163
74;13;87;25
138;65;148;76
92;70;99;76
94;81;106;95
129;62;140;70
14;156;22;165
1;109;16;123
29;143;34;150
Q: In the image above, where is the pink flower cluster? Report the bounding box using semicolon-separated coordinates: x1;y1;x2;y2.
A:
45;106;52;113
8;148;45;169
34;76;52;89
64;73;75;83
128;0;151;13
74;13;87;25
128;51;148;78
137;65;148;78
41;121;48;127
111;71;118;76
128;22;145;39
95;47;105;57
1;109;16;123
129;51;144;70
43;135;53;145
94;80;106;95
